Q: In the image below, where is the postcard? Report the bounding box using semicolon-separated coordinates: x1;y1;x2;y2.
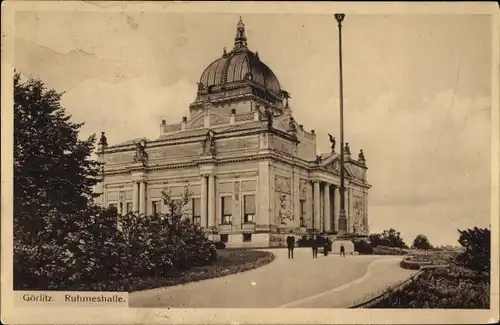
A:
1;1;499;324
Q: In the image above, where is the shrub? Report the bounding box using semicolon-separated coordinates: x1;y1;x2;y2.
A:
412;234;432;250
297;235;310;247
214;241;226;250
455;227;490;273
354;239;373;254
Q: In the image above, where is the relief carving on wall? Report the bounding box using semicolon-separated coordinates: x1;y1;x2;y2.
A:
352;196;365;235
299;179;307;200
189;115;205;128
200;130;216;155
277;194;293;225
275;175;291;194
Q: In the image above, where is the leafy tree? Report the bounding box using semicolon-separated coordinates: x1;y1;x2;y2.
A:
368;228;408;249
14;73;102;244
412;234;432;250
455;227;490;273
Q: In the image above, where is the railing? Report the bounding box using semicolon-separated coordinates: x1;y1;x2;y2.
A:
162;123;181;133
234;112;254;122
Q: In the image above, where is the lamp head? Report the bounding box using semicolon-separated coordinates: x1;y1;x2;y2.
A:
334;13;345;24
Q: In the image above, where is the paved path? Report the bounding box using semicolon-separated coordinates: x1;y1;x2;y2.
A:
129;248;417;308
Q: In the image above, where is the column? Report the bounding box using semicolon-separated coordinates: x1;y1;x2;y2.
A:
139;181;146;215
363;190;369;234
334;186;340;232
323;183;331;232
307;182;314;229
200;176;208;228
345;188;351;233
313;181;321;231
132;181;139;212
208;174;215;228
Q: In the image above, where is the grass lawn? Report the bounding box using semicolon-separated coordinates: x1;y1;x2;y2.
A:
127;249;275;292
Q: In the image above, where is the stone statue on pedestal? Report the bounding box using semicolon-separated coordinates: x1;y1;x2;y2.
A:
264;107;273;129
201;130;216;155
328;133;336;152
133;140;148;165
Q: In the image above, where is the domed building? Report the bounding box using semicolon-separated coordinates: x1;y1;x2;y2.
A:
96;17;371;248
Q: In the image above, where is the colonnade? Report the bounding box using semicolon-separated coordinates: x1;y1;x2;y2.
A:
311;180;350;233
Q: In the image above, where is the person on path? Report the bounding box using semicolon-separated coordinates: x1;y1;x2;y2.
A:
323;235;330;256
286;233;296;259
340;243;346;257
311;234;318;258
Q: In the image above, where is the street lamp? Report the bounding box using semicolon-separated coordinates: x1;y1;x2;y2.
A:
334;13;348;237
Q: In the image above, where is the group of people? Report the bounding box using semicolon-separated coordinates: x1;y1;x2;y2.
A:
286;233;346;259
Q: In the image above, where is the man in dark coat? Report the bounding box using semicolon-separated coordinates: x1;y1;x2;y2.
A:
311;234;318;258
286;233;296;259
340;242;346;257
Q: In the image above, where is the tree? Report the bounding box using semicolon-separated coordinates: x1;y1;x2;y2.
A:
14;73;102;244
368;228;408;249
455;227;490;273
412;234;432;250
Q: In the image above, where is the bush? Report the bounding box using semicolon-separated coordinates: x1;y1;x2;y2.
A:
297;235;310;247
455;227;490;273
214;241;226;250
354;239;373;254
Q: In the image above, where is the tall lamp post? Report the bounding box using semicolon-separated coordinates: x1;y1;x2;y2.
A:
334;13;348;237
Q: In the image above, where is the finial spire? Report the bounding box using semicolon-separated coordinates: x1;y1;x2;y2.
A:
234;16;248;50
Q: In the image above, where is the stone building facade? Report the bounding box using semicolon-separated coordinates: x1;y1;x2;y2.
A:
96;17;371;248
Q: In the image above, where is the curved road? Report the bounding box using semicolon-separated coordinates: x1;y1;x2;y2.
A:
129;248;417;308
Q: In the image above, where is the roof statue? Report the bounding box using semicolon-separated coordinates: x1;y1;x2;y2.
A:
264;106;273;129
358;149;366;163
328;133;336;152
201;130;216;155
344;142;351;155
288;116;297;134
315;155;323;165
98;132;108;148
133;139;148;165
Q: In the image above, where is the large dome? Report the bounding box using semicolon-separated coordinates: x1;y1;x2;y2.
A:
198;17;281;95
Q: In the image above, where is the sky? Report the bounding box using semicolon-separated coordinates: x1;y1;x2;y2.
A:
13;8;493;246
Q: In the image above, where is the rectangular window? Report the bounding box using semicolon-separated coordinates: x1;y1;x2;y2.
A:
243;194;255;223
152;201;161;216
300;200;306;227
221;196;232;224
242;233;252;242
192;198;201;225
220;234;228;243
126;202;133;214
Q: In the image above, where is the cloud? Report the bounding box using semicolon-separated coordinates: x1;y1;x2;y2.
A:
14;38;143;92
60;74;195;145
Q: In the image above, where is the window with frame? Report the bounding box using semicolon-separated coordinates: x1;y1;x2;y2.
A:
221;196;232;224
192;198;201;225
126;202;133;214
243;195;255;223
152;201;161;216
242;233;252;242
220;234;228;243
300;200;306;227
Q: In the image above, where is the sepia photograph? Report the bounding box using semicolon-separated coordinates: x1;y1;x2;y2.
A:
1;1;499;324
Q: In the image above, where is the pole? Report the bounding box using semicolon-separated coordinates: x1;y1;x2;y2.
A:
334;13;348;237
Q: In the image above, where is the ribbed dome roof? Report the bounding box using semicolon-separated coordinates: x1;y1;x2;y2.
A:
198;17;281;95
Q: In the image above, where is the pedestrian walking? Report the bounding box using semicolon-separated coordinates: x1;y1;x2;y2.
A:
323;235;330;256
286;232;296;259
311;234;318;258
340;243;346;257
